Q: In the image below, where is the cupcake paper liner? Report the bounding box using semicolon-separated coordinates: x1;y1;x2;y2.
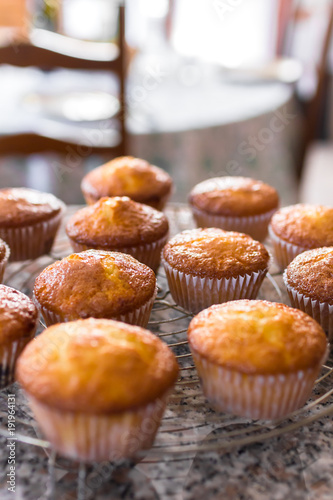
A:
28;392;169;462
82;192;99;206
191;206;277;242
191;351;326;420
284;279;333;343
268;225;308;270
163;261;267;314
0;203;66;262
68;234;169;273
146;192;171;212
0;337;36;390
0;241;10;283
35;287;157;328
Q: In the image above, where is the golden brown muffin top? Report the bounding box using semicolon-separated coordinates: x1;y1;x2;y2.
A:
16;318;179;413
163;228;270;279
33;250;156;319
189;177;279;216
66;197;169;248
284;247;333;304
0;188;64;227
0;285;38;344
81;156;172;203
188;300;328;375
270;204;333;248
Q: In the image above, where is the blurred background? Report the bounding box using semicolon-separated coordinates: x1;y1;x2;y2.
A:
0;0;332;205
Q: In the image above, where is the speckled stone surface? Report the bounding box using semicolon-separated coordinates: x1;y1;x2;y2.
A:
0;414;332;499
0;206;332;500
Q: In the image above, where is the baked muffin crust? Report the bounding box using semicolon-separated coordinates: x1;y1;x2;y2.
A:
188;300;327;374
285;247;333;304
189;177;279;216
66;196;169;248
0;188;63;227
270;204;333;248
163;228;270;279
0;285;38;343
0;240;8;262
16;318;179;413
81;156;172;206
34;250;156;319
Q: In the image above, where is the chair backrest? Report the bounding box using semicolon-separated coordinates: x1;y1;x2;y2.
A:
276;0;333;173
0;0;27;30
0;2;127;158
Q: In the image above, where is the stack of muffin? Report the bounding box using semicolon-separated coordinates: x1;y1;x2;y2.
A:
0;156;330;463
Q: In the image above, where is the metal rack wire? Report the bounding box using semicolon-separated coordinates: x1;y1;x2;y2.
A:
0;204;332;498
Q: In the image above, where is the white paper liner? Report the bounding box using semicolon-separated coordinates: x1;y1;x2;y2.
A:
268;225;308;270
28;392;169;462
284;278;333;343
83;191;99;206
0;241;10;283
0;203;66;262
191;206;277;242
163;261;267;314
68;234;169;273
35;287;157;328
147;192;171;211
191;351;325;420
0;336;35;390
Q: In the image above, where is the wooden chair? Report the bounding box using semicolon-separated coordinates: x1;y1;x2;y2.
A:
276;0;333;176
0;2;127;157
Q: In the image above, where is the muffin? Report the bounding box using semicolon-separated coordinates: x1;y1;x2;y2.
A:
269;204;333;269
33;250;157;327
188;300;328;420
189;177;279;241
163;228;270;314
16;318;179;461
81;156;173;210
66;197;169;272
0;239;10;282
0;285;38;389
284;247;333;342
0;188;65;261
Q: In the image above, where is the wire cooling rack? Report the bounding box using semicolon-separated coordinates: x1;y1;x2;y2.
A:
0;204;332;468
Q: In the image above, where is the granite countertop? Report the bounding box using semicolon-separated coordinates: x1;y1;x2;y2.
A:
0;205;332;500
0;402;332;500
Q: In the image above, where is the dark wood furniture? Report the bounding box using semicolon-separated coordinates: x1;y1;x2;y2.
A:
0;4;127;157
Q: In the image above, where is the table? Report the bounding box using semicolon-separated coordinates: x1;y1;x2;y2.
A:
0;65;300;206
129;69;301;206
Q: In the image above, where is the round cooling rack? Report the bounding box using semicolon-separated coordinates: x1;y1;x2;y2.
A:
0;204;332;460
